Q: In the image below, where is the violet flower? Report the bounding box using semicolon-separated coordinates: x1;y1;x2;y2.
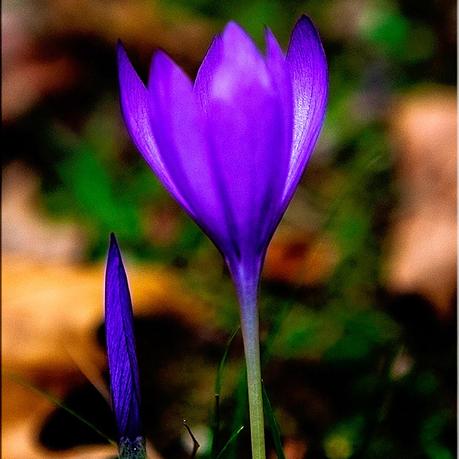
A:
105;234;146;459
117;16;327;459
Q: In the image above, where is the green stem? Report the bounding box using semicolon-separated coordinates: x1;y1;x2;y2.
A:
232;259;266;459
241;310;265;459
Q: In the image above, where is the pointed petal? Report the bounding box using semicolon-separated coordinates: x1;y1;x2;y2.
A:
283;16;328;207
193;33;223;112
209;21;272;102
202;23;290;258
264;27;289;109
105;234;142;441
117;42;188;210
264;28;293;219
148;51;228;248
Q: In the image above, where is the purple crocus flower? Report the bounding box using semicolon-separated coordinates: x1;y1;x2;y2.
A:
105;234;146;459
117;16;327;458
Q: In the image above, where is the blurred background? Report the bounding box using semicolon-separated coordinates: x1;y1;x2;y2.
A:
2;0;456;458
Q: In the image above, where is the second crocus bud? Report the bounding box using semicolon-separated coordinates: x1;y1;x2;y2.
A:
105;233;146;459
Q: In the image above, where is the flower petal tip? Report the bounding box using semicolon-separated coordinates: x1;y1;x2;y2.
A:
221;20;258;51
149;49;172;75
116;40;130;66
108;232;120;258
148;49;191;89
296;15;319;32
116;39;124;51
222;20;244;36
264;26;285;59
291;15;325;51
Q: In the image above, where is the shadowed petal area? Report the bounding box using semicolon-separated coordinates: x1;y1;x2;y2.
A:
117;42;189;214
148;51;229;248
264;28;293;223
105;234;142;442
282;15;328;207
193;33;223;112
202;22;291;259
264;27;292;130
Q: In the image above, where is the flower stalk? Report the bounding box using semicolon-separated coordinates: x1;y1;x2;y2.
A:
231;257;265;459
240;301;265;459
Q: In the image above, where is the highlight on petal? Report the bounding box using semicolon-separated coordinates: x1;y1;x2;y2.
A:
105;233;143;443
194;23;293;259
282;15;328;207
209;21;272;102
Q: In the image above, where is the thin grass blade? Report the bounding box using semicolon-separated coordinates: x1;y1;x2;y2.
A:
7;372;116;446
211;327;240;458
216;426;245;459
227;370;248;459
262;384;285;459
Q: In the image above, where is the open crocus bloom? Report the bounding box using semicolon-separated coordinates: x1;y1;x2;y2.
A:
117;16;327;458
117;16;327;285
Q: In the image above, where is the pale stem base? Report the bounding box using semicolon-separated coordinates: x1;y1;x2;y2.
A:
240;305;266;459
232;258;266;459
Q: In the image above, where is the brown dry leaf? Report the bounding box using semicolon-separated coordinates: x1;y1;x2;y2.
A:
2;0;214;121
386;87;457;316
3;376;164;459
264;228;338;286
2;252;214;458
46;0;214;63
2;375;116;459
1;156;215;458
2;162;86;263
2;5;77;123
2;254;215;373
2;57;76;123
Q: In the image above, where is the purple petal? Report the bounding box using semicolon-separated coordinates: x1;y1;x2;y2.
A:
148;51;229;248
117;18;327;269
208;22;272;102
264;28;293;217
105;233;142;441
200;23;291;260
193;33;223;112
117;42;190;214
282;15;328;207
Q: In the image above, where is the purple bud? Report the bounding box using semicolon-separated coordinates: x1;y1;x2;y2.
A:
105;234;145;457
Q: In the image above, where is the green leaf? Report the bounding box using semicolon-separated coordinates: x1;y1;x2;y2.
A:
211;327;240;458
7;372;116;446
215;426;244;459
215;327;240;396
227;371;248;459
262;385;285;459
